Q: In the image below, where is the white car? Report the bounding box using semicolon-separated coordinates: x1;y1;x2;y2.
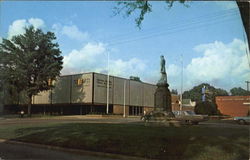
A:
233;116;250;125
172;110;209;125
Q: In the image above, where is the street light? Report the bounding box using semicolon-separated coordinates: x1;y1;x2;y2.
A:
180;54;183;111
123;80;126;118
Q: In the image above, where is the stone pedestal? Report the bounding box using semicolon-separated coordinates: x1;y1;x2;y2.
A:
154;72;172;112
154;83;172;112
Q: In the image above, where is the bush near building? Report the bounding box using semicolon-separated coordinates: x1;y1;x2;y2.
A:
194;101;220;115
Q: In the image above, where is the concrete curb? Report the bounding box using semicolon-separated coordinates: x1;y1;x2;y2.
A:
0;139;152;160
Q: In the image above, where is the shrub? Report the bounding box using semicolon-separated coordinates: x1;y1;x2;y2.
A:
194;101;219;115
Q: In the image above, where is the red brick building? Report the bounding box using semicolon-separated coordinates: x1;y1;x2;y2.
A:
216;96;250;117
171;94;180;111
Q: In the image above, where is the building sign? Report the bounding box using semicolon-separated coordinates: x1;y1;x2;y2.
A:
97;79;112;88
74;78;90;87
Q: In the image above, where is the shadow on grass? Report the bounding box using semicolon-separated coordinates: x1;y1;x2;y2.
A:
13;123;249;160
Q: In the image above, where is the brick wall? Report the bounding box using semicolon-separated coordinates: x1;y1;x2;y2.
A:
113;105;129;115
216;96;250;117
171;94;180;111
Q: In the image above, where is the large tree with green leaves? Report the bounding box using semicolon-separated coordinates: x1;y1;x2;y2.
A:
182;83;228;103
230;87;250;96
0;26;63;116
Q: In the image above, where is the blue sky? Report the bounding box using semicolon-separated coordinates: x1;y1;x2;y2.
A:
0;1;249;93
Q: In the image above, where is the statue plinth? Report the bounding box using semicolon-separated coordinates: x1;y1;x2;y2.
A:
154;71;172;112
154;82;172;112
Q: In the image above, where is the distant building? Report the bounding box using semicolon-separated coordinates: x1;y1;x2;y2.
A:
182;99;196;111
171;96;196;111
216;96;250;117
171;94;180;111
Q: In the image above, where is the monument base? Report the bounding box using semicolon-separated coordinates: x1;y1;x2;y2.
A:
154;83;172;112
143;80;174;122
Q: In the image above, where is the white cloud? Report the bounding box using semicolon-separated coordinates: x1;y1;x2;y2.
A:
109;58;146;78
61;42;147;80
8;19;27;39
28;18;45;29
62;25;88;41
52;23;88;41
8;18;45;39
0;37;2;43
185;39;249;90
62;42;106;74
167;64;181;77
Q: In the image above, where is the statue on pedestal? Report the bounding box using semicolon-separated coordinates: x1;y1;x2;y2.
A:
154;55;172;113
141;55;175;123
157;55;168;86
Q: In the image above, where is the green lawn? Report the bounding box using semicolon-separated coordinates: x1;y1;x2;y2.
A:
0;122;248;160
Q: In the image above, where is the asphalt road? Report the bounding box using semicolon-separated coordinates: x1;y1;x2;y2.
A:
0;116;248;129
0;141;117;160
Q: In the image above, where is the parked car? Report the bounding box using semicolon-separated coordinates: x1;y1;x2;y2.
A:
233;116;250;125
172;110;209;125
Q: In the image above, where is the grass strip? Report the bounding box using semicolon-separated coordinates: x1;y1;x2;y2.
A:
0;123;248;160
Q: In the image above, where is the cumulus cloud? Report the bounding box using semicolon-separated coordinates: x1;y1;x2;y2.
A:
8;19;27;39
62;42;106;74
109;58;146;78
185;39;249;90
28;18;45;29
52;23;88;41
61;42;147;79
62;25;88;41
7;18;45;39
62;38;248;92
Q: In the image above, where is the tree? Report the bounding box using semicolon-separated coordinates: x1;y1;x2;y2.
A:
114;1;249;47
129;76;142;82
230;87;250;96
171;89;178;95
114;0;186;29
0;26;63;116
194;101;219;115
182;83;228;103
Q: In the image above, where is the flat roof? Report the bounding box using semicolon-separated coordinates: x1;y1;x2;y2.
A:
59;72;156;86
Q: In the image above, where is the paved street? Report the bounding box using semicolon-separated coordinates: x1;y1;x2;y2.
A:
0;116;248;129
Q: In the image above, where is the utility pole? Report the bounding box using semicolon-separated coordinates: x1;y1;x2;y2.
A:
123;80;126;118
180;54;183;111
245;81;250;91
106;51;110;114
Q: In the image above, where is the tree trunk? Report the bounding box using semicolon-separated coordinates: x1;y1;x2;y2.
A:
27;94;32;117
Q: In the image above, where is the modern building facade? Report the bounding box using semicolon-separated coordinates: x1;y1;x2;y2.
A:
27;72;156;115
216;96;250;117
3;72;185;115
